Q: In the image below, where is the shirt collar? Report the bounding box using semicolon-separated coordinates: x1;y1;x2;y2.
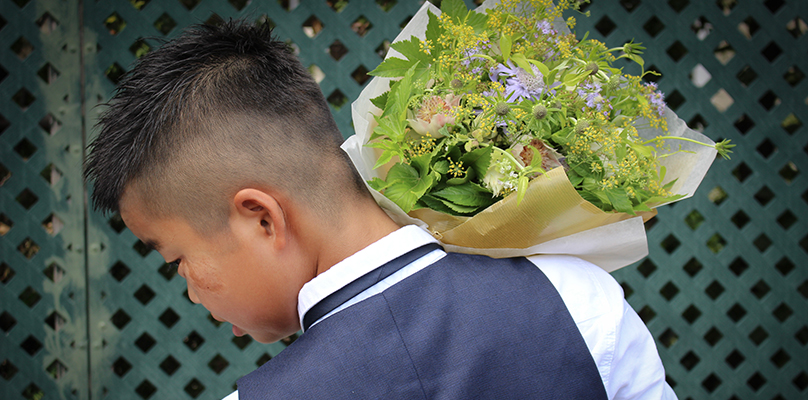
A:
297;225;438;330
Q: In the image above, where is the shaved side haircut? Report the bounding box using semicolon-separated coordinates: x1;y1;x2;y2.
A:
84;21;370;231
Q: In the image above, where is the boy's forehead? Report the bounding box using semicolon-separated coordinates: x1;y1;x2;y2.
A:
119;184;149;217
118;183;230;246
119;188;156;237
118;185;176;248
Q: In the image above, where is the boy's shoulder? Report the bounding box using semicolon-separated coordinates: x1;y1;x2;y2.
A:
526;253;625;325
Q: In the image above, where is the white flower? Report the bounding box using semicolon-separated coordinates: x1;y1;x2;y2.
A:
483;168;508;196
482;152;519;196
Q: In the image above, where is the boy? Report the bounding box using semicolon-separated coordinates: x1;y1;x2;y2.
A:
85;21;676;399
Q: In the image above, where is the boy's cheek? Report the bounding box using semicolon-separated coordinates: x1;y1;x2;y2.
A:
185;263;224;294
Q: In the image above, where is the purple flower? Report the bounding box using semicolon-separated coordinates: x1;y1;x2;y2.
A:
490;61;547;102
577;81;605;111
460;40;491;68
461;48;479;67
648;91;666;116
536;20;556;35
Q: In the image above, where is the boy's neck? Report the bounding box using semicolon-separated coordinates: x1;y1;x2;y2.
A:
301;199;401;277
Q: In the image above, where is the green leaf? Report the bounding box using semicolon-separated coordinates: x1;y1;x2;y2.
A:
383;163;422;212
500;34;513;62
629;141;654;158
446;169;474;185
441;0;467;21
575;165;596;183
425;11;445;54
443;143;462;161
636;94;648;106
465;10;489;33
528;60;551;79
567;170;584;186
373;150;396;170
527;146;544;170
372;113;408;142
383;63;417;119
510;53;534;76
370;92;388;110
369;57;419;78
615;142;626;161
382;156;438;213
661;177;679;191
442;200;480;215
551;127;573;144
411;153;440;194
643;192;684;207
425;193;481;215
391;36;432;65
580;190;606;208
420;194;456;215
416;171;439;197
628;54;644;69
438;125;451;138
365;139;399;169
459;145;493;180
410;152;433;176
432;159;449;174
562;70;590;87
605;188;635;215
368;177;390;191
432;183;495;207
516;175;529;204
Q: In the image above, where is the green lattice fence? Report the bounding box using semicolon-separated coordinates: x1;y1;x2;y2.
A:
1;0;806;399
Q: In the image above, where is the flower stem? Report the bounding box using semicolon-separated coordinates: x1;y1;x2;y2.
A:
642;135;709;147
641;136;734;159
492;146;524;170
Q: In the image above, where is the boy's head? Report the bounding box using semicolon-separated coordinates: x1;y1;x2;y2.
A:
85;20;368;231
84;21;389;343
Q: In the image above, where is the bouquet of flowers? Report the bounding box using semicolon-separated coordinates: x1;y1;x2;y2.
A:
342;0;731;271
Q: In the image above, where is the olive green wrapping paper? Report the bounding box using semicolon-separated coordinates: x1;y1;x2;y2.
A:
341;1;717;272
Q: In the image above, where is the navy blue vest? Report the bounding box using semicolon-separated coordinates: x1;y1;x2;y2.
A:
238;252;608;399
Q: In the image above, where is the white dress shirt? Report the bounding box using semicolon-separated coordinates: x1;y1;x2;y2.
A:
224;225;676;400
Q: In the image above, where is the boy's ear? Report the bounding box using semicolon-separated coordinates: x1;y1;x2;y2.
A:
232;188;287;249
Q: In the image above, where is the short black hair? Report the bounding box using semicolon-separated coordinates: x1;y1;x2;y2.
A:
85;20;368;229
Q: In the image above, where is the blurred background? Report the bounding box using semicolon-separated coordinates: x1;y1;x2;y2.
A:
1;0;806;399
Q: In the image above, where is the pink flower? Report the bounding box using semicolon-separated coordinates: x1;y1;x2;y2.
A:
511;139;565;172
407;94;461;137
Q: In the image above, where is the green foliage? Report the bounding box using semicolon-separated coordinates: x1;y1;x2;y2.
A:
365;0;725;217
